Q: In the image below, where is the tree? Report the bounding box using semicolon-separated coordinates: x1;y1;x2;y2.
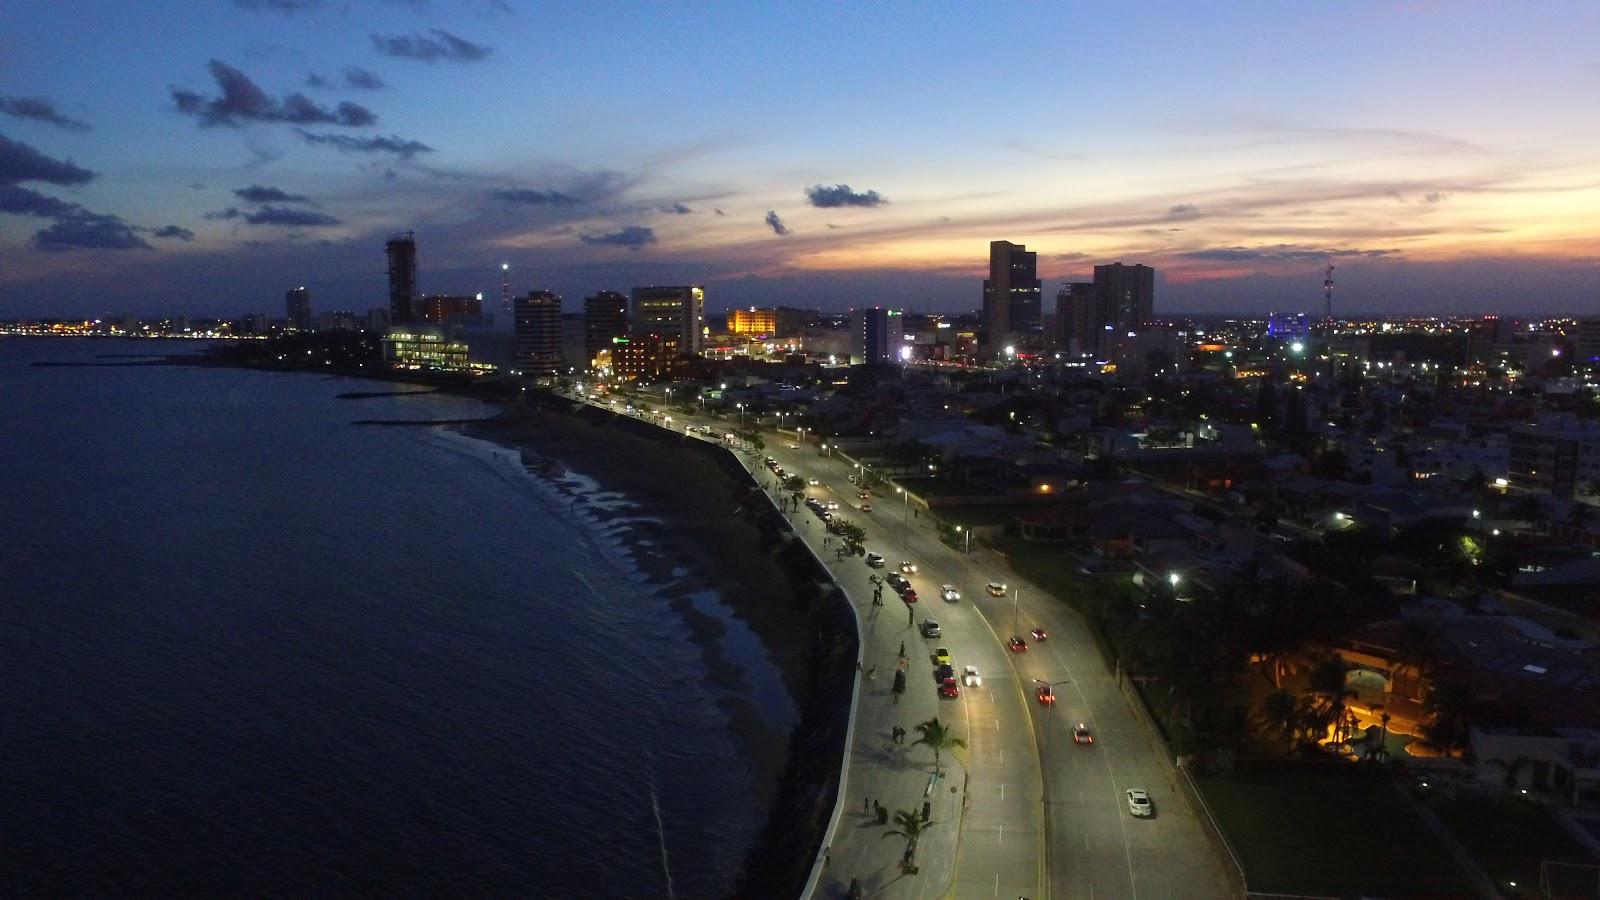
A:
1302;655;1355;745
882;808;927;868
1258;690;1304;754
891;669;906;704
783;474;805;492
912;716;966;777
838;522;867;552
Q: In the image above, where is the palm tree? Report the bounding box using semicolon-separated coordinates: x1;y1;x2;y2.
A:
883;808;927;867
912;717;966;777
1258;690;1303;754
1303;655;1354;746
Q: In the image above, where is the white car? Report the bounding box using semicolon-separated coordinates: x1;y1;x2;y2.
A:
986;581;1008;597
940;584;961;602
865;552;886;568
826;500;840;510
786;443;799;450
899;561;918;574
808;478;820;486
1126;789;1153;817
961;665;982;687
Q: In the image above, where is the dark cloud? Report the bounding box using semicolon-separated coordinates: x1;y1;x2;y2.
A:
152;225;195;241
305;73;331;89
0;183;78;217
343;67;387;90
204;207;242;220
244;206;341;226
33;213;150;252
825;223;841;229
579;225;655;250
171;60;377;127
660;202;692;214
294;129;433;158
1167;203;1201;218
1181;244;1399;263
493;188;579;206
805;183;886;208
0;134;95;186
370;30;492;63
234;184;313;204
235;0;321;11
1424;192;1450;204
713;208;725;216
764;210;791;235
0;96;90;131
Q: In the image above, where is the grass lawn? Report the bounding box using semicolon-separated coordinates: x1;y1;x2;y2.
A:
1423;791;1597;895
1199;770;1474;897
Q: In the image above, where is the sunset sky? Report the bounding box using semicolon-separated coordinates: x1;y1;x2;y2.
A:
2;1;1599;317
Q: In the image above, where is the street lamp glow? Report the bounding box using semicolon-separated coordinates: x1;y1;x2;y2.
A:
1472;509;1481;519
1290;341;1305;354
1004;344;1015;357
1168;572;1181;587
501;262;509;271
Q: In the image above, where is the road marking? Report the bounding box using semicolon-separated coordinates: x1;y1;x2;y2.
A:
1000;783;1005;800
997;823;1004;844
993;872;999;896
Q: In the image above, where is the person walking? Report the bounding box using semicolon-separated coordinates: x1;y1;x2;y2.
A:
863;796;870;815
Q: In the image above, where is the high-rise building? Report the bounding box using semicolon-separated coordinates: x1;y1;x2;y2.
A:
514;290;563;375
728;307;778;336
1093;262;1155;332
316;310;356;332
630;285;705;357
1578;318;1600;369
1055;283;1096;355
286;286;312;331
850;306;902;365
613;332;687;382
386;231;419;325
982;240;1041;354
583;290;629;365
422;294;482;324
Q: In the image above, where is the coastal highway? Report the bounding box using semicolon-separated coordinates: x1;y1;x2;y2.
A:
572;394;1233;898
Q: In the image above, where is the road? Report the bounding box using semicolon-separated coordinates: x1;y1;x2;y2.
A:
579;394;1234;898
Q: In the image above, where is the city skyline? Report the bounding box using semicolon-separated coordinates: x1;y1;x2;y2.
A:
3;2;1600;317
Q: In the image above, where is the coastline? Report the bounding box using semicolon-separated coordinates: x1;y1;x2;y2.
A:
463;394;855;899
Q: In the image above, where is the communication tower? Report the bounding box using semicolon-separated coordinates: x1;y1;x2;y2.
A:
501;262;511;312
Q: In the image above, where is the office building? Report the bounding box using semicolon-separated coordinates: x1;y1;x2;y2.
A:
1093;262;1155;332
423;294;482;325
729;307;778;336
850;306;901;365
613;332;686;382
583;290;630;365
514;290;563;375
1055;283;1096;355
982;240;1041;354
381;328;471;371
1579;318;1600;369
630;285;705;356
241;312;270;335
316;310;356;332
286;287;312;331
386;231;419;325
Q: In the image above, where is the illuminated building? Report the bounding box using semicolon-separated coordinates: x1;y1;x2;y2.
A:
613;332;686;381
983;240;1041;354
386;231;419;325
729;307;777;336
286;286;312;331
850;306;900;365
381;328;471;371
584;290;629;365
422;294;482;324
514;290;563;375
631;285;705;356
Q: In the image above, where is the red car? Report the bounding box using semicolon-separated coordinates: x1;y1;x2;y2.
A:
1007;636;1028;652
1036;684;1056;705
939;678;960;698
902;589;918;603
1030;628;1048;641
1072;723;1094;744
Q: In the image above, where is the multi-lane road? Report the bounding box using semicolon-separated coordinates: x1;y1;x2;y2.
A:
578;393;1234;899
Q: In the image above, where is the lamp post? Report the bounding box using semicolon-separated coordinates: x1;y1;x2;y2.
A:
955;525;970;554
736;402;745;427
896;485;910;549
1032;678;1071;755
1012;584;1022;637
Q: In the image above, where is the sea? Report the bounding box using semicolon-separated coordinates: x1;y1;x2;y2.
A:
0;337;794;897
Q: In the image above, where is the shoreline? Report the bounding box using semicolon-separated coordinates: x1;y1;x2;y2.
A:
463;395;855;899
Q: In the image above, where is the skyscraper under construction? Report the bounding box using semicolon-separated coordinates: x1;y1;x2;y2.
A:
386;231;419;325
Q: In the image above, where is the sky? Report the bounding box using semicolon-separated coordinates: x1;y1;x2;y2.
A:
2;0;1599;319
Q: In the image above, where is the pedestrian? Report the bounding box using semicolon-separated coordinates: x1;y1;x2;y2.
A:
864;796;871;815
921;800;931;822
898;640;906;658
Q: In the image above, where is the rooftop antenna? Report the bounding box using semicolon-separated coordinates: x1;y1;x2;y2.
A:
1323;263;1335;330
500;262;511;312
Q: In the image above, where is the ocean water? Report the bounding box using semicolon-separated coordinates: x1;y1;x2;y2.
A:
0;338;791;897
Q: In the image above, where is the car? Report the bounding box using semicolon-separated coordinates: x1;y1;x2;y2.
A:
920;620;942;638
886;573;908;591
786;443;799;450
1126;789;1153;817
1030;628;1049;641
902;588;918;603
826;500;840;510
808;478;820;486
899;561;918;574
961;665;983;687
940;584;961;602
934;663;955;682
934;647;951;665
1072;723;1094;744
857;490;871;500
1036;684;1056;705
865;552;886;568
1007;636;1028;652
987;582;1008;597
938;677;960;699
860;502;873;512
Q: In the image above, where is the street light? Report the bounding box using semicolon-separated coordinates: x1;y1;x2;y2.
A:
736;402;744;426
954;524;970;554
1032;677;1072;755
895;485;910;549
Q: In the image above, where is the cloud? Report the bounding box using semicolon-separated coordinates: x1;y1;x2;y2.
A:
244;206;341;226
235;0;320;11
714;208;725;216
1424;192;1450;204
370;30;492;63
33;213;150;252
294;129;433;158
579;225;655;250
171;60;377;127
151;225;195;241
492;188;579;206
1167;203;1201;219
305;73;330;88
1181;244;1399;263
805;183;887;208
764;210;791;235
0;183;79;217
0;96;90;131
0;134;95;186
234;184;314;204
825;223;841;229
343;67;387;90
660;202;693;214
